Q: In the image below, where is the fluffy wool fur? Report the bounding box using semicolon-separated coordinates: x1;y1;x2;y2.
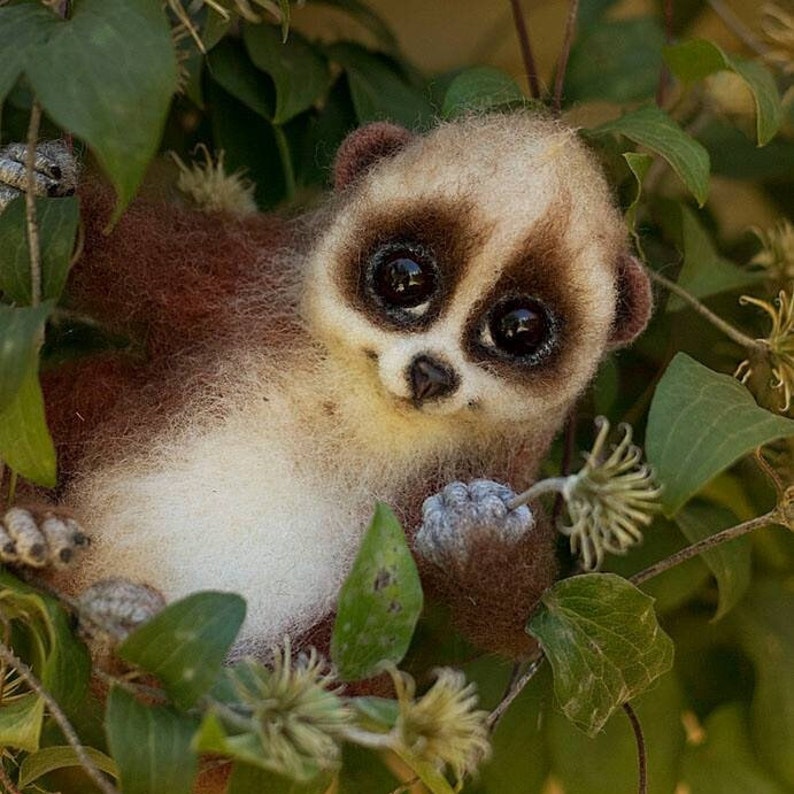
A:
36;113;651;658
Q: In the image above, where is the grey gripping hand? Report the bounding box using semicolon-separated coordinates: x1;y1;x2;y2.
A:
414;479;535;570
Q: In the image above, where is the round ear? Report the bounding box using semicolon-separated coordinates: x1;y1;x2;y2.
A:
609;253;653;347
333;122;415;191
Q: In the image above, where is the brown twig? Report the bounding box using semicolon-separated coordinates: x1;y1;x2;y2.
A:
553;0;579;115
630;508;784;586
645;267;767;354
486;655;544;731
0;762;23;794
656;0;674;107
509;0;541;99
0;641;120;794
623;702;648;794
24;102;43;308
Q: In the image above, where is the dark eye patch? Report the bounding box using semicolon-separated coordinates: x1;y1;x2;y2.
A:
465;201;583;381
335;198;486;331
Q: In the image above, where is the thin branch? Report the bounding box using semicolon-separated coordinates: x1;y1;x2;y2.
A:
646;267;767;354
0;641;120;794
0;762;23;794
486;655;544;731
623;702;648;794
509;0;541;99
553;0;579;116
656;0;674;107
706;0;768;55
630;509;784;586
24;102;43;309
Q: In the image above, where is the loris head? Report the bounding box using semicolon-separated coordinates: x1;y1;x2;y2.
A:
301;114;651;441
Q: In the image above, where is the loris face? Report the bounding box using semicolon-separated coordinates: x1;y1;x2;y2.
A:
302;115;642;435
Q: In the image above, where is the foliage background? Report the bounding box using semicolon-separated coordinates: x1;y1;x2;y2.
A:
0;0;793;793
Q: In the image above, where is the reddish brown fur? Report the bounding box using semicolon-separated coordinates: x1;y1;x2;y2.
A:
42;182;297;479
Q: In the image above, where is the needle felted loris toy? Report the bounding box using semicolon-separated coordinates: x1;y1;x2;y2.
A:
1;113;651;659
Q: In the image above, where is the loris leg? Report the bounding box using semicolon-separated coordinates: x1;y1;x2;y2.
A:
1;505;89;569
413;480;559;658
0;140;79;212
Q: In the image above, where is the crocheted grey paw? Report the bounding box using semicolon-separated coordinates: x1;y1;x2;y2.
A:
0;506;89;570
414;479;535;570
0;140;79;213
76;578;166;643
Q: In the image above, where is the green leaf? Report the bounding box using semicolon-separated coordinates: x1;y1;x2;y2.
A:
565;18;665;104
328;42;433;129
19;745;118;788
0;572;91;713
674;502;751;621
0;4;53;103
623;152;652;231
307;0;399;53
336;744;400;794
331;503;423;681
0;196;79;305
679;703;787;794
0;367;57;486
39;593;92;714
662;203;762;312
592;105;711;206
664;39;782;145
468;664;550;794
243;23;330;124
208;37;275;120
0;303;51;412
547;669;686;794
227;762;333;794
22;0;178;216
208;81;286;209
118;592;246;710
106;688;198;794
735;578;794;787
527;573;674;736
441;67;525;118
0;693;44;752
700;120;794;180
645;353;794;516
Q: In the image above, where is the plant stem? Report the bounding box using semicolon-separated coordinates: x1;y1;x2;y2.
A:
630;509;783;586
553;0;579;116
272;124;296;203
507;477;569;511
24;102;43;309
0;640;121;794
623;702;647;794
706;0;768;55
0;762;23;794
656;0;673;107
646;267;766;354
486;655;544;731
508;0;540;100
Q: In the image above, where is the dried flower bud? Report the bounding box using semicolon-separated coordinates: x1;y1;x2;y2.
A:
389;666;491;784
558;418;661;571
229;638;351;781
736;289;794;411
172;145;257;217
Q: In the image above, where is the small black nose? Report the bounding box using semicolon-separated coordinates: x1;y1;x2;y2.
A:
409;355;458;403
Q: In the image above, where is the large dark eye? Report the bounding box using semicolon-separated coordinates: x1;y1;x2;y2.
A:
488;296;552;358
372;250;437;309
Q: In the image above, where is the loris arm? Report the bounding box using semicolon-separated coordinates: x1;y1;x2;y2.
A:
412;480;558;658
